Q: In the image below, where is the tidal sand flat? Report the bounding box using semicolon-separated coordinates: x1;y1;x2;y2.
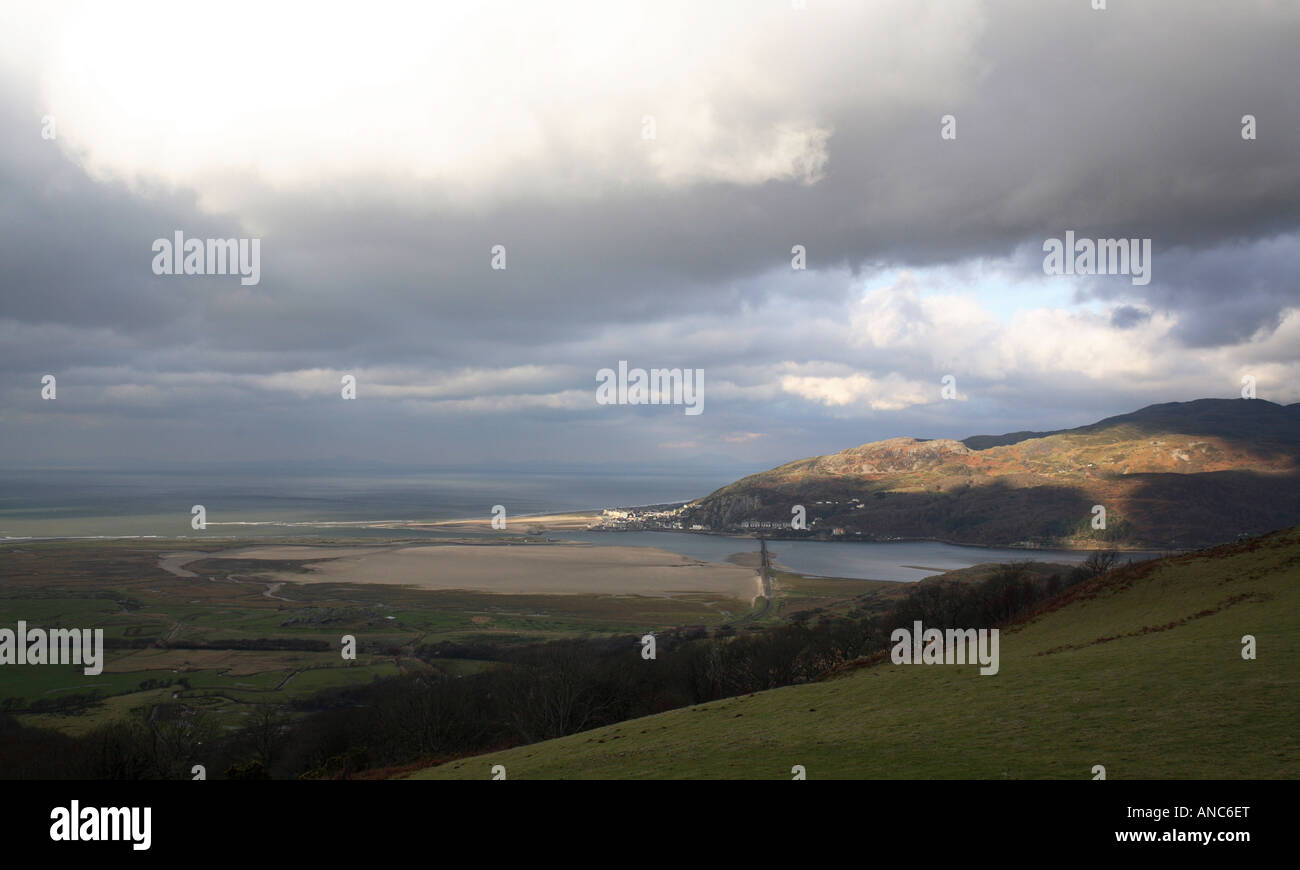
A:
388;511;601;533
183;543;762;601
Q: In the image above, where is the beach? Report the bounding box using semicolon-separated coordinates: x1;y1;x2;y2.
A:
386;511;602;533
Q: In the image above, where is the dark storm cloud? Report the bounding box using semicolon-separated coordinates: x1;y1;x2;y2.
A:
1082;235;1300;346
1110;305;1152;330
1;0;1298;465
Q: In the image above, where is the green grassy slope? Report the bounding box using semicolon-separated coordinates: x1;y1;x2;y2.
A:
408;528;1300;779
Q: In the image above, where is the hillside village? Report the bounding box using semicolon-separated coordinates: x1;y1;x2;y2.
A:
592;501;868;539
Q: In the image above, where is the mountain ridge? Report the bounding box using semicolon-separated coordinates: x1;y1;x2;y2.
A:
680;399;1300;549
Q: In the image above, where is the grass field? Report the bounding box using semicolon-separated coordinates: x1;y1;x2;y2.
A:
1;537;772;734
408;527;1300;779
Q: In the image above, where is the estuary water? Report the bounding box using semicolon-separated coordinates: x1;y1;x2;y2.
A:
558;530;1163;582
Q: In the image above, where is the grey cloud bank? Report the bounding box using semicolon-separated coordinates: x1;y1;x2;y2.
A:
1;1;1298;467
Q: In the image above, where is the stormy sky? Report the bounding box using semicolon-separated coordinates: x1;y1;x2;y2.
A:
2;0;1298;470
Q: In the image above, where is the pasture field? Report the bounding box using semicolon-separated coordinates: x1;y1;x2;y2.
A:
1;536;783;734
